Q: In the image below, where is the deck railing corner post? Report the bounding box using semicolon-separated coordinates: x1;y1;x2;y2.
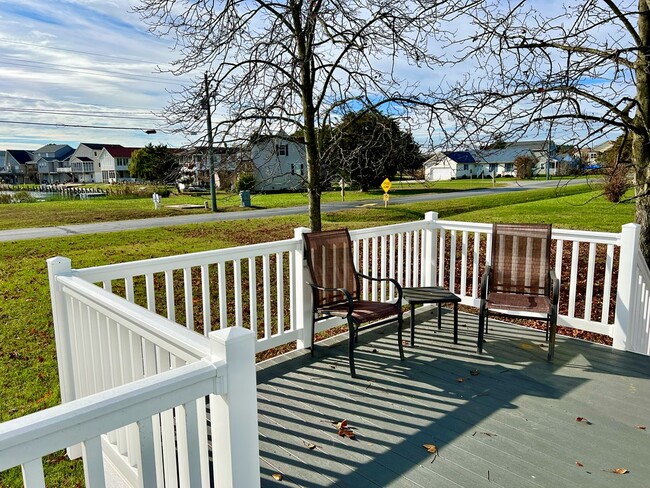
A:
614;223;641;350
46;256;82;459
293;227;313;350
209;327;261;487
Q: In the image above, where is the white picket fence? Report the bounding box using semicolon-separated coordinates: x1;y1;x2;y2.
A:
3;212;650;487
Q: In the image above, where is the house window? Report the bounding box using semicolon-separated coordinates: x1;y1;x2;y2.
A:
462;164;468;171
276;144;289;156
489;164;496;173
290;163;304;175
505;163;513;172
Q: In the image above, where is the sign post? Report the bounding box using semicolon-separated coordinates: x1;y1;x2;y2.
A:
381;178;392;208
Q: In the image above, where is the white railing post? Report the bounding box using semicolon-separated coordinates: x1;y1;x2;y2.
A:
293;227;313;350
423;212;438;286
46;256;82;460
209;327;260;488
613;223;640;350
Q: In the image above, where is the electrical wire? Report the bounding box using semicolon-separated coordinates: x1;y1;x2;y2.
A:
0;119;164;132
0;107;158;121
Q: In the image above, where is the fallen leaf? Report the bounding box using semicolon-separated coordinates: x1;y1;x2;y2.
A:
456;377;465;382
635;425;646;430
576;417;593;425
575;461;584;468
272;473;283;481
470;369;480;376
336;420;348;429
423;444;437;453
610;468;629;474
518;342;535;350
305;442;316;450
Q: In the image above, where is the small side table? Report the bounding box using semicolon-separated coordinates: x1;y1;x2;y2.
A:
402;287;461;346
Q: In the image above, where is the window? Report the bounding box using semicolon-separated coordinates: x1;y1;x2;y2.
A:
290;163;304;175
505;163;513;172
276;144;289;156
489;164;496;173
462;163;468;171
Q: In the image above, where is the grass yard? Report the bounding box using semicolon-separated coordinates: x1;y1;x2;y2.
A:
0;179;502;230
0;184;633;487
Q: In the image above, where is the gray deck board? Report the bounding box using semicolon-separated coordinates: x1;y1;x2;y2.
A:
256;308;650;487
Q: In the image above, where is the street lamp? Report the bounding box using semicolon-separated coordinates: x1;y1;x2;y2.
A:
202;72;217;212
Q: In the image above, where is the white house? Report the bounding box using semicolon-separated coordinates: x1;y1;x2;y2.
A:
98;146;139;183
423;151;476;181
34;144;74;184
248;134;306;191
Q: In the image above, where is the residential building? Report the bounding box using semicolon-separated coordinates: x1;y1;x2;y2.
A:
423;151;476;181
248;133;306;191
98;146;139;183
2;149;35;184
472;146;531;177
68;143;124;183
33;144;74;184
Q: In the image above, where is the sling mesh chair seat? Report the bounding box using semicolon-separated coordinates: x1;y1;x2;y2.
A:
303;228;404;378
478;223;560;361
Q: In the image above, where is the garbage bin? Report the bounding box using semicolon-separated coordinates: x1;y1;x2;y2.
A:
239;190;251;207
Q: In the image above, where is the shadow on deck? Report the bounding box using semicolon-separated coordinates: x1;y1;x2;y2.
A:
255;307;650;488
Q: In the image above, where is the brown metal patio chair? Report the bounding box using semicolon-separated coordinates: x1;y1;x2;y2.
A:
303;229;404;378
478;223;560;361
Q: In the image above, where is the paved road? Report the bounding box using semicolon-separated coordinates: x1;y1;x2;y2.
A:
0;179;582;242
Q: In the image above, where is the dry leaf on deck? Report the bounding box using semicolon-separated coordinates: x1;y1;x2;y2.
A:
423;444;437;454
306;442;316;450
272;473;283;481
576;417;592;425
610;468;629;475
336;420;348;429
575;461;584;468
456;377;465;382
635;425;646;430
518;342;535;350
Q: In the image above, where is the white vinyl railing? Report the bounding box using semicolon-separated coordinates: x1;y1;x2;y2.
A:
7;215;650;487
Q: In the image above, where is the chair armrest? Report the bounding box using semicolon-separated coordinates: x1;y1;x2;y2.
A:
480;265;491;300
356;273;403;305
307;282;354;315
549;269;560;306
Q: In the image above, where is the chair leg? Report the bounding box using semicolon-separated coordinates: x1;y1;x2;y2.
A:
311;317;316;357
478;300;486;354
347;317;357;378
397;314;405;361
547;311;558;362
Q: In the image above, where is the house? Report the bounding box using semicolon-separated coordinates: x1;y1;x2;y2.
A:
179;133;307;191
33;144;74;184
2;149;35;184
68;143;124;183
423;151;476;181
98;146;140;183
581;140;615;169
471;147;531;177
247;133;307;191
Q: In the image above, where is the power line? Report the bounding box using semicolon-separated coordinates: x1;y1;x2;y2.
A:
0;38;165;65
0;107;158;121
0;56;184;86
0;119;164;132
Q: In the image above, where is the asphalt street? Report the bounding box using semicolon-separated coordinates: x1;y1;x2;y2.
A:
0;179;584;242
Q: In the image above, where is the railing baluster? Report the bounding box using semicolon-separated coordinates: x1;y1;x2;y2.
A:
601;244;614;324
137;416;158;488
472;232;480;299
145;273;155;312
218;263;227;330
438;228;445;287
164;270;175;321
405;232;412;288
201;265;211;335
569;241;580;318
389;234;396;299
380;235;387;302
413;231;420;288
363;238;370;299
235;259;243;328
21;459;45;488
249;257;258;336
449;230;457;292
263;254;271;339
276;253;284;335
183;267;194;330
81;435;106;488
584;243;597;321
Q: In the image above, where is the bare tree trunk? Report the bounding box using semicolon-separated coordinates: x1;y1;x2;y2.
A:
635;0;650;265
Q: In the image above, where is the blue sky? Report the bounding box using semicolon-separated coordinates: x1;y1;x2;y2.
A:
0;0;189;150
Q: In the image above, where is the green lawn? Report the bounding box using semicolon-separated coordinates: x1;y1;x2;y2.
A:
0;179;502;230
0;184;633;486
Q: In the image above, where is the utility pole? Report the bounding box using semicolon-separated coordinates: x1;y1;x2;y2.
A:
203;72;217;212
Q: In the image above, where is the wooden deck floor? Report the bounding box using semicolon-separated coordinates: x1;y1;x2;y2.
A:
255;307;650;488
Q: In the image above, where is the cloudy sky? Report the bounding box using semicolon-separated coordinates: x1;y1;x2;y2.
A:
0;0;189;150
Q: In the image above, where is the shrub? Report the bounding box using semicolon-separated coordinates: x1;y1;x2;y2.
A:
235;173;256;192
12;190;36;203
0;194;11;204
603;162;631;203
514;155;536;179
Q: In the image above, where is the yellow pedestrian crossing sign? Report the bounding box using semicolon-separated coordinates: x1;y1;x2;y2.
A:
381;178;392;193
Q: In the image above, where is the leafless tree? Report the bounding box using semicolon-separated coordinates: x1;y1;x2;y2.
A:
135;0;462;230
434;0;650;262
